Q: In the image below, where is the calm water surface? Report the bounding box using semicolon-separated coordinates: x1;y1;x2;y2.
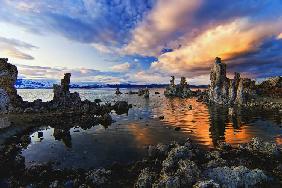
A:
17;88;282;169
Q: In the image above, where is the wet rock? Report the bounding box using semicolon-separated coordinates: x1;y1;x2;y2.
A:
217;142;232;151
114;101;129;114
239;137;280;156
99;113;112;126
206;166;267;187
148;144;170;158
38;131;43;138
162;146;193;174
175;159;200;186
204;158;226;169
135;168;155;188
155;92;160;94
159;115;164;120
94;99;102;104
85;168;111;186
204;150;227;168
20;135;31;147
193;180;220;188
154;175;180;188
49;180;60;188
174;127;181;131
24;107;34;113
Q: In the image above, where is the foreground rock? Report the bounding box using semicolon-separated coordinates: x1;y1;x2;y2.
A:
1;136;281;187
0;58;23;113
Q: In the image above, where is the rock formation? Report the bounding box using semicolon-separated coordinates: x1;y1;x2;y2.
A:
144;88;149;98
52;73;81;108
164;76;193;98
115;87;122;95
208;57;255;105
257;76;282;97
0;58;23;113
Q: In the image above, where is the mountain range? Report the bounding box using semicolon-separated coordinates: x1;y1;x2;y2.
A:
15;79;207;89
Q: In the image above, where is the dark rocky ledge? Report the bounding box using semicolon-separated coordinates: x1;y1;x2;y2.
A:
0;135;281;187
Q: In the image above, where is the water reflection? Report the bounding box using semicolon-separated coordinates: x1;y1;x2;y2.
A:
18;88;282;169
53;128;72;148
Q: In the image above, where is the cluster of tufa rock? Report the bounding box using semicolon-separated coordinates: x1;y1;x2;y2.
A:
134;137;278;188
0;58;131;117
208;57;255;105
164;76;193;98
52;73;82;108
138;88;150;98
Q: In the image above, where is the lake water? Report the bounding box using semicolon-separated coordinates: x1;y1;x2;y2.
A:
17;88;282;169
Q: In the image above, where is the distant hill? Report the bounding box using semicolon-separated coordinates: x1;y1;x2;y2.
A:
15;79;207;89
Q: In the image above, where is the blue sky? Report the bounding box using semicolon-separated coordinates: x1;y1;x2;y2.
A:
0;0;282;84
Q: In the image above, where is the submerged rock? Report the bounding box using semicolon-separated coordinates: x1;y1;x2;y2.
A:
113;101;130;114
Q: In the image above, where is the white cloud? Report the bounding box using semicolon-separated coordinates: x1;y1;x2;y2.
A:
111;62;131;72
0;36;38;60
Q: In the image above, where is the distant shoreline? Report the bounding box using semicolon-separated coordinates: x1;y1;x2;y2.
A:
16;84;208;89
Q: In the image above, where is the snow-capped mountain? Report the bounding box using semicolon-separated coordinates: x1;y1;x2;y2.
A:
15;79;56;89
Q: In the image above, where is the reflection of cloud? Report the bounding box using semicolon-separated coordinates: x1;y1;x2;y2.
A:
0;36;38;60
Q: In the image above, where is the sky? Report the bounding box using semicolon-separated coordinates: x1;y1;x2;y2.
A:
0;0;282;85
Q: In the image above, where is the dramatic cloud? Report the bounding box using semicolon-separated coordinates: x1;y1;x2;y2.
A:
0;0;156;47
1;0;282;84
123;0;201;56
0;36;38;60
150;18;282;79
